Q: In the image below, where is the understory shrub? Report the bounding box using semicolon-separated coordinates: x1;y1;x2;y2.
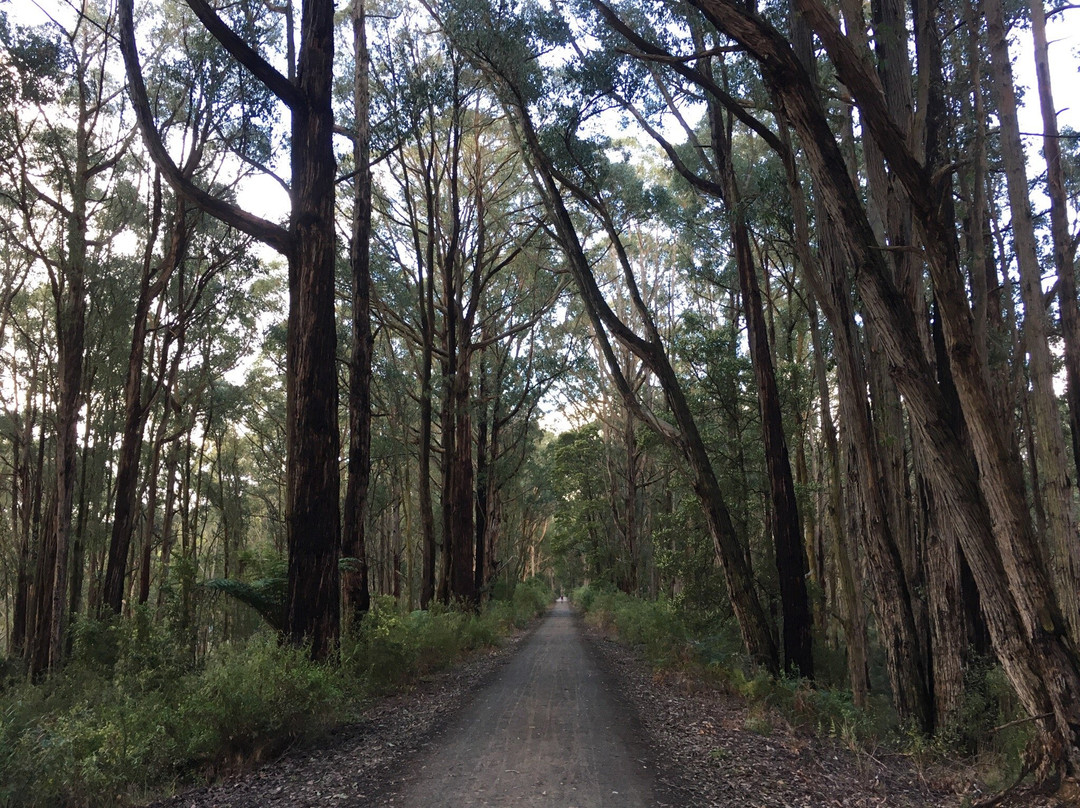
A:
0;581;550;808
571;586;1035;783
575;587;687;668
0;629;344;808
573;586;893;748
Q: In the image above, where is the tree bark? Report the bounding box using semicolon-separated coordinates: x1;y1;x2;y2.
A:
699;0;1080;768
47;59;91;673
1030;0;1080;505
474;353;490;600
343;0;374;623
418;324;437;608
710;99;814;678
284;0;341;658
103;188;187;616
982;0;1080;643
120;0;341;658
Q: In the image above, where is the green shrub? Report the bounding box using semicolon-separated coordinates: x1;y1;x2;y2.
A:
571;584;597;611
0;586;548;807
340;594;520;692
342;597;417;691
181;634;342;763
484;600;517;633
578;589;687;668
509;577;553;626
459;613;500;650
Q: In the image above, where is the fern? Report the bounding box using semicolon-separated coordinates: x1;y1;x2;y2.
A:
202;576;286;632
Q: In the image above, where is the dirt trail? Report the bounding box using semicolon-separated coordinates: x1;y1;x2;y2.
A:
156;603;1063;807
380;600;657;807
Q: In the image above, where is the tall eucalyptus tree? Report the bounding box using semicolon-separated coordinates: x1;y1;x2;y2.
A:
119;0;342;658
0;3;131;673
372;17;559;605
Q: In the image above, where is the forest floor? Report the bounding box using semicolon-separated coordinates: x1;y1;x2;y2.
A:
148;603;1072;807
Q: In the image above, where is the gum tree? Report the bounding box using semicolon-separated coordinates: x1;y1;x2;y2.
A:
119;0;341;658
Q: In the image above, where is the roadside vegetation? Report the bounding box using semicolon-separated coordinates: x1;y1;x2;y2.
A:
571;586;1033;793
4;0;1080;800
0;578;553;808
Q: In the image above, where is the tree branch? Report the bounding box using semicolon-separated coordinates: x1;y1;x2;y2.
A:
590;0;785;156
184;0;302;110
118;0;292;254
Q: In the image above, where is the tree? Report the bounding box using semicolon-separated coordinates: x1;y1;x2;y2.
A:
372;18;558;606
0;3;130;673
684;0;1080;771
119;0;341;658
441;21;782;666
342;0;374;622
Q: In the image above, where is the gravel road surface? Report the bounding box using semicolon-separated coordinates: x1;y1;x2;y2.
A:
380;600;657;807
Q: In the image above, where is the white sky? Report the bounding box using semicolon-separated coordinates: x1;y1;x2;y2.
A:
1012;14;1080;133
7;1;1074;156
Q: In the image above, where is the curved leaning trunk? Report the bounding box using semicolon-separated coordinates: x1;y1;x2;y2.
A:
503;94;781;673
684;0;1080;771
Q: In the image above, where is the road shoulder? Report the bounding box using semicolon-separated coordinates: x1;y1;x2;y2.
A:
580;616;954;808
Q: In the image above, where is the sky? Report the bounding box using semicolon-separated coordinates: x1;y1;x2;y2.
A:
7;0;1076;146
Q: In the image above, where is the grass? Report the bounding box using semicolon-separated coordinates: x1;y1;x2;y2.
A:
0;578;553;808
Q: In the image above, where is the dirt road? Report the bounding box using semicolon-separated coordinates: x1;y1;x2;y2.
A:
156;602;1011;808
380;600;657;807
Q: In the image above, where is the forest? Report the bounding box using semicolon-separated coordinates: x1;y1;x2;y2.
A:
0;0;1079;802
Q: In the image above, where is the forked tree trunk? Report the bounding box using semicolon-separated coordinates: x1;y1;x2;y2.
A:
104;190;187;617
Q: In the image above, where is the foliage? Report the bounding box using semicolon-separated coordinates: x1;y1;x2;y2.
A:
575;587;687;668
0;582;549;808
201;554;288;633
575;587;889;747
570;587;1028;764
1;0;1078;794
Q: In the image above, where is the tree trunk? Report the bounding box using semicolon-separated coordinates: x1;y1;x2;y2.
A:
710;98;813;677
983;0;1080;643
282;0;341;658
725;0;1080;767
419;337;437;608
448;349;476;603
156;441;181;612
120;0;342;659
810;299;868;704
69;390;94;629
9;379;40;658
622;405;639;594
342;0;373;623
774;30;927;720
474;356;490;600
1030;0;1080;503
47;83;90;673
104;190;186;616
910;0;967;729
